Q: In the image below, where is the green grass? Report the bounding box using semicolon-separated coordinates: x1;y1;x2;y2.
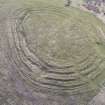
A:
14;0;105;95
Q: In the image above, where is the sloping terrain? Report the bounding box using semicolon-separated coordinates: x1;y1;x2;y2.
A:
0;0;105;105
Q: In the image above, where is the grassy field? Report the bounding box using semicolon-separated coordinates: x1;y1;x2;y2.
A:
1;0;105;105
9;0;105;93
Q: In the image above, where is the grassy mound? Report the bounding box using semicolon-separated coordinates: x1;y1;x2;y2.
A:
8;1;105;95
